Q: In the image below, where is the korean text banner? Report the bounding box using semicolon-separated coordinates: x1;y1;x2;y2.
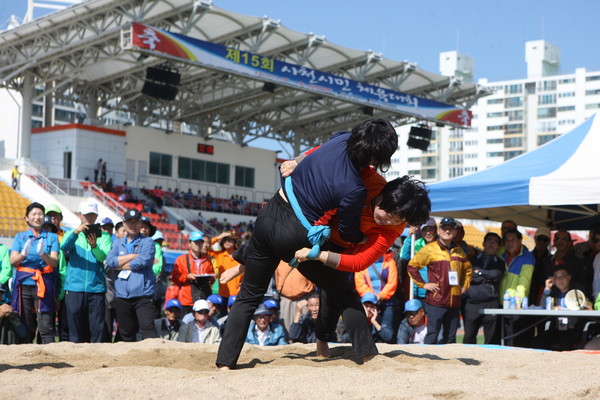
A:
130;22;471;126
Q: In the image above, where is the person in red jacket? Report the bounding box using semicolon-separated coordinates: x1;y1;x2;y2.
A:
170;231;217;315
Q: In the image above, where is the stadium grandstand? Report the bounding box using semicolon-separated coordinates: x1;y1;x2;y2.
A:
0;0;491;260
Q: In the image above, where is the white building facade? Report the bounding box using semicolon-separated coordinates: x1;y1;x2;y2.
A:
385;40;600;184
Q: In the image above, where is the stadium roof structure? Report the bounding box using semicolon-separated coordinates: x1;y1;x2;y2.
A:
0;0;491;154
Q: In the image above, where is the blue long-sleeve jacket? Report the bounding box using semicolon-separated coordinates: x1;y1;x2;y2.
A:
107;234;155;298
61;229;112;293
245;321;288;346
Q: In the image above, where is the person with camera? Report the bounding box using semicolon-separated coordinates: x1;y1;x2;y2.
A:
60;200;112;342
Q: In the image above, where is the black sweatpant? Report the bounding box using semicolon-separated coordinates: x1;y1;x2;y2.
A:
462;300;499;344
65;291;106;343
19;284;55;344
115;296;157;341
216;193;377;368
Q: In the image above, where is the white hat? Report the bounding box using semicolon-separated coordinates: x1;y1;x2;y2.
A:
151;230;164;241
78;200;99;215
535;227;551;239
193;299;210;312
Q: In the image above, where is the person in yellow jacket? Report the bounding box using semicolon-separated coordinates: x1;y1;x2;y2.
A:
408;217;471;344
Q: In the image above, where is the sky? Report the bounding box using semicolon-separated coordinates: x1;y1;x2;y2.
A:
2;0;600;82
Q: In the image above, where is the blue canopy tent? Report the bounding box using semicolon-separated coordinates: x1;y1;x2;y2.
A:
428;115;600;230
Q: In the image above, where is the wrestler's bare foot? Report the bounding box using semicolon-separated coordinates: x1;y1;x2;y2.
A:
361;354;376;363
316;339;331;358
217;365;231;370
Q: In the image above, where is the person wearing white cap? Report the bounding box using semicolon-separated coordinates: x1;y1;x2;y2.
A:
61;199;113;342
178;299;221;344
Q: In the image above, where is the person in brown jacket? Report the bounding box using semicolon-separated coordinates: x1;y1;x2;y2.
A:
407;217;471;344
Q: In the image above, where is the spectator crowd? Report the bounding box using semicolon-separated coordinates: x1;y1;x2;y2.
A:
1;199;599;353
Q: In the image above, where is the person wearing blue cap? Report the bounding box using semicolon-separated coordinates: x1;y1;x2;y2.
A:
169;231;217;316
245;304;288;346
207;294;224;319
397;299;428;344
359;293;394;343
107;208;157;341
154;299;184;341
217;295;236;335
100;217;115;236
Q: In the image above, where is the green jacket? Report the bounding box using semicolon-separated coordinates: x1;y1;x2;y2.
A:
61;230;112;293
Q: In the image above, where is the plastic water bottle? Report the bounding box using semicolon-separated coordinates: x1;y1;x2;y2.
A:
515;294;521;309
546;296;554;310
522;296;528;309
503;290;511;309
560;298;566;309
509;295;516;309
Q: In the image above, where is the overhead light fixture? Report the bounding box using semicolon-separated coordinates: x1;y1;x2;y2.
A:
407;124;432;151
361;106;374;116
262;82;276;93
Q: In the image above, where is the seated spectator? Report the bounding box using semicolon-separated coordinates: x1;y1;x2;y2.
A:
289;293;319;343
154;299;184;341
361;293;394;343
354;249;398;344
217;295;236;336
207;294;224;320
535;267;588;351
263;298;284;327
173;188;182;200
0;290;27;344
184;189;193;201
178;299;221;344
552;230;593;299
245;304;288;346
105;178;114;193
397;299;428;344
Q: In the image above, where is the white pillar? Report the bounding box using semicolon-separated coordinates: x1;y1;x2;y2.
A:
19;74;34;159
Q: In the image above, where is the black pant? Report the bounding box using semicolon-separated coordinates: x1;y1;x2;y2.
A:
104;306;119;343
462;300;499;344
19;285;55;344
298;260;376;354
424;303;459;344
65;291;106;343
216;193;377;368
115;296;157;341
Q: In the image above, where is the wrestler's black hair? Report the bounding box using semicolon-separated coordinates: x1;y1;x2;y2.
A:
377;176;430;226
347;118;398;173
25;202;45;217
